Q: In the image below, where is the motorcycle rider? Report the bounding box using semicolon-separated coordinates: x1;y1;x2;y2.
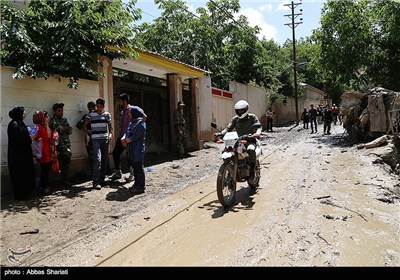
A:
215;100;262;179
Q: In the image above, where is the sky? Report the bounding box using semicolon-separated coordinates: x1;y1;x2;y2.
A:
134;0;327;46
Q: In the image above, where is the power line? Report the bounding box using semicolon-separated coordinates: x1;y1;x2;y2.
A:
141;10;159;19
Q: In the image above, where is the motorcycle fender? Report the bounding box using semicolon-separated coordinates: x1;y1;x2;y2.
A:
221;151;235;159
247;144;256;151
255;146;262;157
250;140;262;157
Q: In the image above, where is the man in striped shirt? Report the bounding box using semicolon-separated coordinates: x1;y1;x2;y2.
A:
84;98;112;189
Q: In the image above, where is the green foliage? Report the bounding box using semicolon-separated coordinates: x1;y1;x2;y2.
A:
1;0;141;89
134;0;283;97
314;0;400;92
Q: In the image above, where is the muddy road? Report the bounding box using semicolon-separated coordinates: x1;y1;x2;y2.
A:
1;124;399;266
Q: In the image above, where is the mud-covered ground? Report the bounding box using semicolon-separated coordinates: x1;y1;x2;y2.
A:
1;123;399;267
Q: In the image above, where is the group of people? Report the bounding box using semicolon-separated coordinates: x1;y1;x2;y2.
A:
301;103;340;135
77;95;148;194
7;93;193;200
7;104;72;200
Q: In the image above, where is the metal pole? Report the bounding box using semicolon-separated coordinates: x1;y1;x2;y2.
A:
284;1;303;126
291;2;299;125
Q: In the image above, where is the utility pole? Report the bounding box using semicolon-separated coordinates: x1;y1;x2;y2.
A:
284;1;303;125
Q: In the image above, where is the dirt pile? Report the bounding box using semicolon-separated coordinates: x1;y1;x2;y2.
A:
340;87;400;171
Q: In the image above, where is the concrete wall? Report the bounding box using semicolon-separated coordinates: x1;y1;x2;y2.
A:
197;76;213;146
211;89;234;130
272;85;329;126
303;86;327;108
1;66;100;195
247;84;268;120
209;82;268;132
273;98;307;125
229;81;268;124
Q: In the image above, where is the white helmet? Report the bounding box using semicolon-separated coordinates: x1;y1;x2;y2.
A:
234;100;249;119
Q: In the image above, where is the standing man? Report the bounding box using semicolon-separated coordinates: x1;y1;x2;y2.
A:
331;103;339;125
265;107;274;132
309;104;318;134
110;93;146;182
173;100;189;159
50;103;73;187
300;107;309;129
76;101;96;177
84;98;112;189
323;105;333;135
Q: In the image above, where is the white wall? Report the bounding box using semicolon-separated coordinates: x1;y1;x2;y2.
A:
230;81;248;102
211;90;234;130
247;84;268;119
1;66;100;167
229;81;268;120
197;76;213;143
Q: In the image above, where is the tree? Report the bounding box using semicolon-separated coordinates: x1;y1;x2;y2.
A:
0;0;141;89
134;0;283;92
369;1;400;91
314;0;400;91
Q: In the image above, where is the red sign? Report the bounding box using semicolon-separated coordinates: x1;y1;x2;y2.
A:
212;88;233;99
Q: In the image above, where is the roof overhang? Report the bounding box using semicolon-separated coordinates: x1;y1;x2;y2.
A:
110;48;208;80
299;82;326;97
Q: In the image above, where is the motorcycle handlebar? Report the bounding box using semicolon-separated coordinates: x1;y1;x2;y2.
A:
214;133;257;143
239;134;257;142
214;133;224;142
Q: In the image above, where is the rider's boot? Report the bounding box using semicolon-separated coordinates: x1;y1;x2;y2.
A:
249;163;256;180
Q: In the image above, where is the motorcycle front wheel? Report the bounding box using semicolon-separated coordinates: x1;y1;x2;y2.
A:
216;161;237;207
248;159;261;189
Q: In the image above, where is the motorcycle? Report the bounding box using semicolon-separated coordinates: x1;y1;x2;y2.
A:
211;122;262;207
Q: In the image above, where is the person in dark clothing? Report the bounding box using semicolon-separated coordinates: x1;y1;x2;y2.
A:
7;107;35;200
77;101;95;176
173;101;189;159
265;107;274;132
309;104;318;134
301;107;309;129
323;105;333;135
121;106;147;194
49;103;73;187
110;93;146;181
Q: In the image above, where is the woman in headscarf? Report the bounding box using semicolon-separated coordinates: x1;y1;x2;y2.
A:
121;106;146;194
33;110;53;194
7;106;35;200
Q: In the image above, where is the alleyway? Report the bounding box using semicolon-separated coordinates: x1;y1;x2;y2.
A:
1;123;399;266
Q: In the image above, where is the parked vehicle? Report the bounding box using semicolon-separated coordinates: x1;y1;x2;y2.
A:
211;122;262;207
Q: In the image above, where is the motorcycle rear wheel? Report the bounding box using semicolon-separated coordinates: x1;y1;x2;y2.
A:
216;161;236;207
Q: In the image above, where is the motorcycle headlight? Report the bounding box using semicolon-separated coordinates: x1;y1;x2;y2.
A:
225;139;236;147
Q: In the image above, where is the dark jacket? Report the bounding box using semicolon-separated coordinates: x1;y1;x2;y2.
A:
125;107;146;163
7;107;35;200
